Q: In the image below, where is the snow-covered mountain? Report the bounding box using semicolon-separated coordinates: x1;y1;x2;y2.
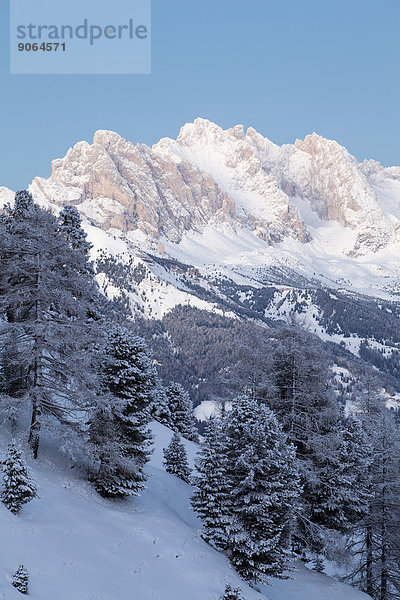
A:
29;118;400;259
2;119;400;374
0;422;371;600
19;118;399;306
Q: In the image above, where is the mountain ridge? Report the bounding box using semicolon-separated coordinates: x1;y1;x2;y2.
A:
2;120;400;365
23;119;400;263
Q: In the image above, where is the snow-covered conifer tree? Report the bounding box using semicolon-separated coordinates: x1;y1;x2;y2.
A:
163;432;191;483
220;583;245;600
191;417;232;550
152;382;172;426
12;564;29;594
0;192;103;457
89;326;155;498
58;205;92;256
306;415;371;539
266;327;342;552
223;396;301;582
166;382;198;441
337;417;371;531
1;442;37;514
344;392;400;600
194;397;301;583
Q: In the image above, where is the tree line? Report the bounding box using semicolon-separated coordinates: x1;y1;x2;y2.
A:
0;191;399;599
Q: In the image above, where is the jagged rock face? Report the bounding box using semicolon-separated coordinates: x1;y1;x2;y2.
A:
155;120;310;244
247;127;397;255
290;134;393;254
156;119;397;255
29;118;400;256
32;130;236;243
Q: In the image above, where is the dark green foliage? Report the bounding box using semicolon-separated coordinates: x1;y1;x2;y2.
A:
133;306;253;405
359;342;400;381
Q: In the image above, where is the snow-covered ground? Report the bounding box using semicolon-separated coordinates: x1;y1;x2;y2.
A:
1;422;371;600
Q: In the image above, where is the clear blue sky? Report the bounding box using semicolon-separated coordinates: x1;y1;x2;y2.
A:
1;0;399;190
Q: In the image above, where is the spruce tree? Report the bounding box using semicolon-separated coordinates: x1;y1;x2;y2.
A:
1;442;37;514
12;564;29;595
166;382;198;441
221;583;245;600
58;205;91;256
152;382;172;426
89;326;155;498
163;432;191;483
191;417;232;550
193;399;301;583
223;396;301;582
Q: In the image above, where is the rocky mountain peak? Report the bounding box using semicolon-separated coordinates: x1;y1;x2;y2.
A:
23;119;400;258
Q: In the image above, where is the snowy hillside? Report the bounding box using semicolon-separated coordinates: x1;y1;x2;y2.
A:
2;119;400;305
2;120;400;397
0;422;371;600
15;119;400;334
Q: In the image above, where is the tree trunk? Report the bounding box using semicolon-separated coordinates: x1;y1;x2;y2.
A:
28;253;42;459
380;442;388;600
366;523;373;597
28;392;41;459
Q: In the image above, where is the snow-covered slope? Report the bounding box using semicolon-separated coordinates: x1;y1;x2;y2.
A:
20;118;400;300
0;423;371;600
2;120;400;365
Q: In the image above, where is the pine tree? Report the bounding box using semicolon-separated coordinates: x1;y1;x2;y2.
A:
312;556;325;573
221;583;245;600
166;382;198;441
0;192;103;457
12;564;29;595
191;417;232;550
266;327;342;552
58;205;92;256
163;432;191;483
152;382;172;426
87;395;136;498
223;396;301;582
1;442;37;514
88;326;155;498
194;398;301;583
